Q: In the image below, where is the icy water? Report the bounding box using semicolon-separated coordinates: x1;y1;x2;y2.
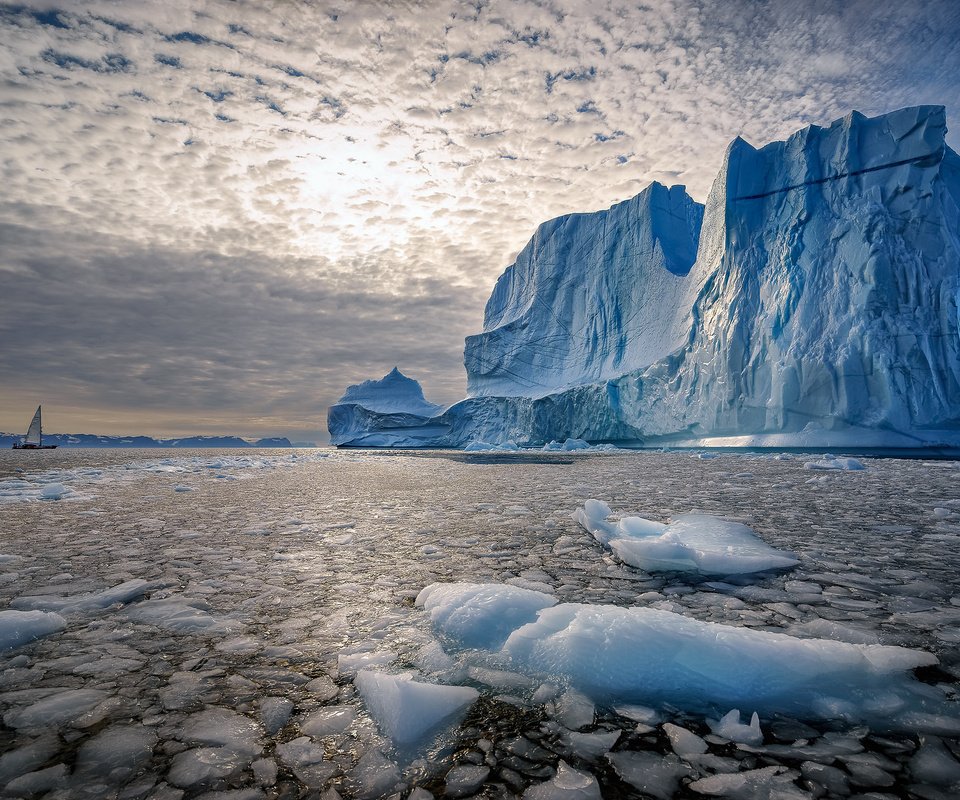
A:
1;448;959;799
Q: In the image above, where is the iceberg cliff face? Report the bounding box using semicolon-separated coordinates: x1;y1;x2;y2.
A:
328;106;960;449
464;182;703;398
628;105;960;442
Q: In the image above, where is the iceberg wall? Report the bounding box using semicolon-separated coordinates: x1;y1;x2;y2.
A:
328;106;960;449
464;182;704;398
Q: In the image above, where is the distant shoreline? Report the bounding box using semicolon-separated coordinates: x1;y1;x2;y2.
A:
0;433;318;449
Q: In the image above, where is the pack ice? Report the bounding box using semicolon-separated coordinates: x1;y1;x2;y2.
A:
329;105;960;449
417;583;957;733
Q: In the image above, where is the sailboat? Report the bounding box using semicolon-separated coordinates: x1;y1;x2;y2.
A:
12;406;57;449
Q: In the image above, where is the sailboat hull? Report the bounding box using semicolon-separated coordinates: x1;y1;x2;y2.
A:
12;443;57;449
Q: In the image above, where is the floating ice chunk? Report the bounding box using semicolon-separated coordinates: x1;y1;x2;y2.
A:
168;747;244;787
4;689;108;729
173;484;194;492
663;722;708;755
347;749;401;799
40;483;71;500
275;737;337;788
708;709;763;745
688;765;798;798
0;733;59;785
3;763;68;795
300;706;355;736
573;499;619;544
605;752;692;800
259;697;293;735
576;503;798;574
416;583;557;649
559;729;620;761
74;725;157;783
551;688;595;730
467;665;538;691
523;760;601;800
337;650;395;675
909;735;960;785
445;764;490;798
355;671;478;746
11;578;156;613
0;610;66;651
804;457;866;471
124;596;236;634
179;708;263;757
251;757;278;787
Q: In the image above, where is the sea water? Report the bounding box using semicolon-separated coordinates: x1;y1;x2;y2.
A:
0;447;958;798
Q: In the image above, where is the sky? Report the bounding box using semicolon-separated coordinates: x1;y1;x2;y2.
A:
1;0;959;442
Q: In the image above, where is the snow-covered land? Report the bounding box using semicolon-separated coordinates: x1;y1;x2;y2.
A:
1;449;959;797
329;105;960;450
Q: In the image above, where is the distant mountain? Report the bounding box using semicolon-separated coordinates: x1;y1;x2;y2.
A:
0;432;295;448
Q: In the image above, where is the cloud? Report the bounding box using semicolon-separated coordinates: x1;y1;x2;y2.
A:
1;0;959;438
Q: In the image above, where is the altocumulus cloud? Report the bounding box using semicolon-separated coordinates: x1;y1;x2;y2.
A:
1;0;958;439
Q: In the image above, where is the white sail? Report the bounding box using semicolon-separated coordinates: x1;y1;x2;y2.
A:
24;406;42;446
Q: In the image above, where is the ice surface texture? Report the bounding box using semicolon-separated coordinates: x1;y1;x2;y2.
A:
418;582;953;732
576;499;799;574
329;105;960;449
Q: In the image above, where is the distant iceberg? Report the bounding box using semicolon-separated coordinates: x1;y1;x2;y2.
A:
329;106;960;450
327;368;447;447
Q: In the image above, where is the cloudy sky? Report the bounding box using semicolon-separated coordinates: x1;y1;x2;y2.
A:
1;0;958;441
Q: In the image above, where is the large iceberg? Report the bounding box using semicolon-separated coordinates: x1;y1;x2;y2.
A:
329;106;960;449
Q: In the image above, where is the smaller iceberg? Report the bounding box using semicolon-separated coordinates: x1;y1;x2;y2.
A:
575;500;799;574
327;368;446;447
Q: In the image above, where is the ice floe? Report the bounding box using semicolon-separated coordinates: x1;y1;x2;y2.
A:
576;500;799;574
418;582;956;731
355;671;478;745
804;456;867;471
0;610;66;651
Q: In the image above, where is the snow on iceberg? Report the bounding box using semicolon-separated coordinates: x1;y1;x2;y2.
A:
355;671;478;746
329;106;960;450
417;582;956;732
575;500;799;574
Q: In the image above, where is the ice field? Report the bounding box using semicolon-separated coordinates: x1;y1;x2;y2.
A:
1;448;959;798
